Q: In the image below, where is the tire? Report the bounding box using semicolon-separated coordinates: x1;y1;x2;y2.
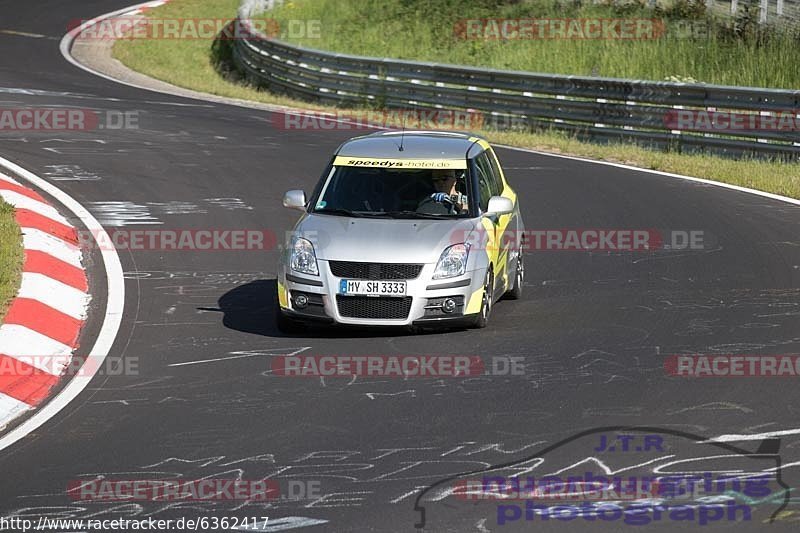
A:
276;308;305;334
471;269;494;329
505;253;524;300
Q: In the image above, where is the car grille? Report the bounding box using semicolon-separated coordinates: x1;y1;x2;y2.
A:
336;295;413;319
329;261;422;280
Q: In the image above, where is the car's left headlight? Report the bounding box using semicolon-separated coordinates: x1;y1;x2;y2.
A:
433;243;470;279
289;237;319;276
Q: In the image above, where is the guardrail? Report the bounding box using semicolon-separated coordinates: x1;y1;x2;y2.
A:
708;0;800;27
233;3;800;160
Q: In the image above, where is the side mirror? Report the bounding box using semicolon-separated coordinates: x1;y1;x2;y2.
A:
485;196;513;216
283;190;306;210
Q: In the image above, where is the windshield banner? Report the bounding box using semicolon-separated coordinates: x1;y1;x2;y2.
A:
333;156;468;169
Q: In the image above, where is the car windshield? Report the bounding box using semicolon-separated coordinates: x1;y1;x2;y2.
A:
311;165;472;218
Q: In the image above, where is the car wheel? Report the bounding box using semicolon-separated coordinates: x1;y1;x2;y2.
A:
276;308;305;334
505;253;524;300
471;269;493;329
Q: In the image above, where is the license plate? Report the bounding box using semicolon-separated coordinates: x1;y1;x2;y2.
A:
339;279;407;297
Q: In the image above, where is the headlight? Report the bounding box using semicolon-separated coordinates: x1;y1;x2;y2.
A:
433;243;469;279
289;237;319;276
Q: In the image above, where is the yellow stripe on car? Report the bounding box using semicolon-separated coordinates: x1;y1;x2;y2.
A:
476;139;492;151
470;217;496;313
465;286;485;314
278;281;289;308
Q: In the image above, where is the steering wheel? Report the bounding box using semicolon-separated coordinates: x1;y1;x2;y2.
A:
417;193;457;215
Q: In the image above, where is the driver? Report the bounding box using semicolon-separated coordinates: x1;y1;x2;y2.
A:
418;169;468;214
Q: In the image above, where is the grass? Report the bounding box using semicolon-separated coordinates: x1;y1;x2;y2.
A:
113;0;800;198
0;200;23;324
267;0;800;89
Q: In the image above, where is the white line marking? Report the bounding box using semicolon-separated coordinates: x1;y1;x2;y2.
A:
0;87;91;97
365;390;416;400
0;157;125;454
143;101;214;108
42;164;103;182
21;228;82;267
0;29;48;39
705;428;800;443
17;272;89;320
168;346;311;367
546;455;676;477
0;189;71;225
40;139;107;144
237;517;328;531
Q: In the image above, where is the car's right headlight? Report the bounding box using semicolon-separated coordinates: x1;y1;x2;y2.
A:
289;237;319;276
433;243;470;279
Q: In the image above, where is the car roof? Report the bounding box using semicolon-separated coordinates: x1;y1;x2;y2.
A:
335;131;488;160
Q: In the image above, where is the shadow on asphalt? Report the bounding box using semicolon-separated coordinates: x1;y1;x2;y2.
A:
206;279;464;339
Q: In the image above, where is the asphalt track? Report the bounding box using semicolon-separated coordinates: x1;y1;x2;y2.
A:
1;1;800;531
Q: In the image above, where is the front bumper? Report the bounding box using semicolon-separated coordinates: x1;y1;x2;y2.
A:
278;260;485;327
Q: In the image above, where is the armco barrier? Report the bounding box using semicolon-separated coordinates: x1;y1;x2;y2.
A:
233;1;800;159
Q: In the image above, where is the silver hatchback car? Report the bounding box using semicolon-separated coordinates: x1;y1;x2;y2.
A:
276;131;524;332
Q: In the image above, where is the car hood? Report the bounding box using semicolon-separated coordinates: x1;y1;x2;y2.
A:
294;214;478;264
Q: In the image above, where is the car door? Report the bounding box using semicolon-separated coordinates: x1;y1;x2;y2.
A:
474;151;508;294
482;148;519;290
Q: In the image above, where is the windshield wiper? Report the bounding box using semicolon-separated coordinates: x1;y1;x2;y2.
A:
315;208;401;218
313;208;367;218
315;209;452;220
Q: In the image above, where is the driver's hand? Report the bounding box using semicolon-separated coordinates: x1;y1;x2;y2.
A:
430;192;452;204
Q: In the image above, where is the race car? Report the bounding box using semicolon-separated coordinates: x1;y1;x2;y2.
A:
276;130;525;332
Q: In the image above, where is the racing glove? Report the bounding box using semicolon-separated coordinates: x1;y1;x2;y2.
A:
430;192;452;204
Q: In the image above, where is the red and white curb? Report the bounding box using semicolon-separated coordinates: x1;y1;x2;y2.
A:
0;158;122;454
0;172;89;428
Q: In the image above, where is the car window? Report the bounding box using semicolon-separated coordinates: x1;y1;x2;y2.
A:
312;166;472;218
486;148;505;194
474;155;493;212
476;152;501;198
475;151;503;211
